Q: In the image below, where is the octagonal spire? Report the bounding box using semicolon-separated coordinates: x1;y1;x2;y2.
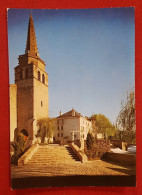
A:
25;14;39;56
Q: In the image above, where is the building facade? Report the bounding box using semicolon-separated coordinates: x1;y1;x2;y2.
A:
10;14;49;143
53;109;93;142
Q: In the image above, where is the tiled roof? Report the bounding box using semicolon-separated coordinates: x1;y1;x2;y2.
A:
57;109;82;118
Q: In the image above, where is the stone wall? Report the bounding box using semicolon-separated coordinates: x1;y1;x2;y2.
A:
10;84;17;142
102;152;136;166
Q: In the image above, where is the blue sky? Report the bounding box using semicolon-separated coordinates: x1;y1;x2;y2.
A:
8;8;135;123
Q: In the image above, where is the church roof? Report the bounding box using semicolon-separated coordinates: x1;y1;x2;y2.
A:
25;14;39;56
57;109;82;118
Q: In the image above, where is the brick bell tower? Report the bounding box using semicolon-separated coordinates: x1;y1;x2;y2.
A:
14;14;49;143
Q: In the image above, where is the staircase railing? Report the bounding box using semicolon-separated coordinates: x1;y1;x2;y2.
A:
18;144;39;166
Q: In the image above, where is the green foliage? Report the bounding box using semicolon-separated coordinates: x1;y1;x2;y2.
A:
85;139;110;160
86;132;95;150
92;114;117;138
36;118;53;143
11;133;28;165
14;133;28;155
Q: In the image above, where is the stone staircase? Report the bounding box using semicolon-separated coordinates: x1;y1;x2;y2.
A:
26;144;81;166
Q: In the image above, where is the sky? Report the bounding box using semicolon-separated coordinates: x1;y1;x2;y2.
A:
8;8;135;123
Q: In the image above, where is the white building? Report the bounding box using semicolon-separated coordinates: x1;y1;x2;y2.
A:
53;108;93;142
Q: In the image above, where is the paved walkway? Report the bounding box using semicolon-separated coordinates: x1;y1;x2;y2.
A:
11;145;136;188
11;159;136;178
11;144;136;179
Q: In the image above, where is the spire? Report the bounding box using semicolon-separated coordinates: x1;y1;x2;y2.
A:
25;14;39;56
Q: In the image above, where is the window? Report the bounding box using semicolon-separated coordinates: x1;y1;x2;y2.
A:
25;68;28;79
61;126;63;130
38;71;40;81
41;101;43;107
57;119;59;125
20;69;23;80
42;74;45;84
61;133;63;137
58;126;59;130
58;133;60;137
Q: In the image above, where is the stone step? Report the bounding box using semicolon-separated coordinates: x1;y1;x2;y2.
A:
28;161;79;164
28;161;81;166
28;161;80;165
29;157;78;160
31;155;75;158
26;145;81;165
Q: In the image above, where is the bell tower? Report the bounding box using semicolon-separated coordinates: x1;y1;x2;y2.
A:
14;14;49;142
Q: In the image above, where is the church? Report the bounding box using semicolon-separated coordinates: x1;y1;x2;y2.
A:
10;14;98;144
10;14;49;143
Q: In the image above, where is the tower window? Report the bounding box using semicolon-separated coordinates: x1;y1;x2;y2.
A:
20;69;23;80
38;71;40;81
41;101;43;107
42;74;45;84
25;68;28;79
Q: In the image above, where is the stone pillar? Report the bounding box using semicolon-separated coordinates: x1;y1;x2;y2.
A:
122;142;127;151
45;137;48;144
71;132;74;141
80;139;84;152
35;137;41;144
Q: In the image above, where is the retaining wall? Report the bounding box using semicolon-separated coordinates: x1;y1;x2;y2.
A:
102;152;136;166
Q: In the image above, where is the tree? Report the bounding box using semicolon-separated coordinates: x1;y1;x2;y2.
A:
36;118;53;143
86;132;95;150
116;89;136;146
92;114;116;139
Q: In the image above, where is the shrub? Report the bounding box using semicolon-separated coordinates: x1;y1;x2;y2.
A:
11;133;29;165
85;139;110;160
86;132;95;150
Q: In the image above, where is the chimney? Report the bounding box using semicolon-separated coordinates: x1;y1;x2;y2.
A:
72;108;75;116
60;110;62;116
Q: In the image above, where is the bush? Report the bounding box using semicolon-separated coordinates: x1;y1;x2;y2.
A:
11;133;29;165
86;132;95;150
85;139;110;160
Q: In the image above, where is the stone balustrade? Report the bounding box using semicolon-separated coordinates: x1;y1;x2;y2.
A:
69;142;88;163
18;144;39;166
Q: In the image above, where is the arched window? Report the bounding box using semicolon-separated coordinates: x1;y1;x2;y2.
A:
20;70;22;79
21;129;29;137
38;71;40;81
25;68;28;79
42;74;45;84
